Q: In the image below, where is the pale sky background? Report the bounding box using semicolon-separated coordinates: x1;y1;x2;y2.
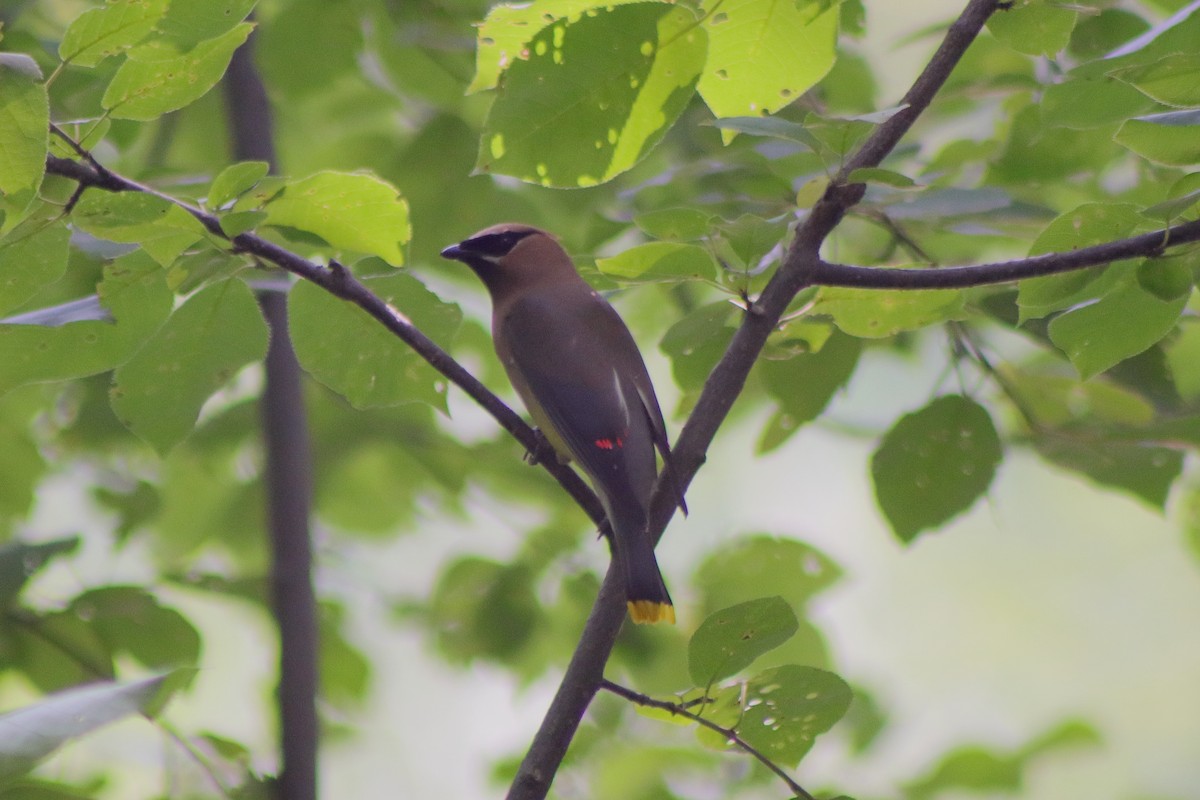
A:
11;2;1200;799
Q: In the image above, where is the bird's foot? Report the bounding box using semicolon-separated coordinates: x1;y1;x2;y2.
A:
523;429;557;466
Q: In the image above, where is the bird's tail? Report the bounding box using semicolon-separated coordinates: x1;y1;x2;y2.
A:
608;500;674;625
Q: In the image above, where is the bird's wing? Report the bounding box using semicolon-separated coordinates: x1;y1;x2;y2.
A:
498;294;657;500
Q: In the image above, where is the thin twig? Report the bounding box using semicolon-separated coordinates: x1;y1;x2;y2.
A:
857;209;939;266
950;322;1042;433
600;679;817;800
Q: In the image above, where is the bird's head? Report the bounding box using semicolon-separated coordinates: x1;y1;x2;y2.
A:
440;223;577;296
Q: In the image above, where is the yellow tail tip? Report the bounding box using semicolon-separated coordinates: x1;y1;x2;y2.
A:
627;600;675;625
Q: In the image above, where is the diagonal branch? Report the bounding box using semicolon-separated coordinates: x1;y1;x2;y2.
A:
42;152;607;531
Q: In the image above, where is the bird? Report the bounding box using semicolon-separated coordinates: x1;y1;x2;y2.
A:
441;223;687;624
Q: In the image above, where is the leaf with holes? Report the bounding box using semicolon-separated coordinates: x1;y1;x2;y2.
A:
467;0;649;94
737;664;852;768
476;3;706;187
872;395;1003;542
688;597;798;686
102;23;254;121
59;0;170;66
697;0;838;121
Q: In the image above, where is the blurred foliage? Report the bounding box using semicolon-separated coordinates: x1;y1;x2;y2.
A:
0;0;1198;796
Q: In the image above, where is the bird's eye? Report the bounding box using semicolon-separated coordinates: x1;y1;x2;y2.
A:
461;229;535;257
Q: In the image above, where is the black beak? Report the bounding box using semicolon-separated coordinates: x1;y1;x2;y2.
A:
440;243;465;261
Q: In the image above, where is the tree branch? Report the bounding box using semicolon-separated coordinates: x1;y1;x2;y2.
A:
811;221;1199;289
599;679;817;800
42;153;606;531
223;31;320;800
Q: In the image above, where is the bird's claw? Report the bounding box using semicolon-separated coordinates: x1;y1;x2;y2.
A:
523;428;557;466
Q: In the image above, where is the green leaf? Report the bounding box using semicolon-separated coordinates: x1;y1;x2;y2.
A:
633;208;715;241
0;251;173;395
1069;8;1148;59
71;190;208;244
660;300;737;394
987;2;1077;57
476;3;707;187
1136;254;1193;301
815;283;964;339
1115;110;1200;166
1047;281;1186;379
871;395;1003;543
264;172;410;266
319;601;371;705
289;273;460;409
1029;202;1143;257
0;54;48;210
0;390;47;522
1113;53;1200;108
102;23;254;121
0;671;190;782
706;115;823;150
218;210;268;238
0;538;80;610
111;280;269;454
1144;172;1200;221
595;242;716;282
737;664;852;767
990;104;1118;184
467;0;650;94
0;221;70;317
697;0;838;120
882;187;1011;221
69;587;201;669
903;721;1098;800
694;536;842;616
758;330;861;451
1037;437;1183;510
1167;319;1200;400
687;597;798;686
1039;77;1153;130
1001;369;1154;429
1017;203;1143;322
207;161;271;208
58;0;170;67
428;557;540;664
846;166;918;189
158;0;258;47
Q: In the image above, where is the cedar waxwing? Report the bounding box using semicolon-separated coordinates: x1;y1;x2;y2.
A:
441;223;686;624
